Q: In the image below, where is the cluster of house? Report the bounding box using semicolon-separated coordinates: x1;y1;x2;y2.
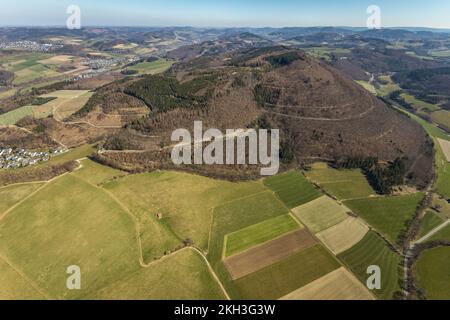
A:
0;40;63;52
85;56;139;70
0;147;67;170
74;56;141;80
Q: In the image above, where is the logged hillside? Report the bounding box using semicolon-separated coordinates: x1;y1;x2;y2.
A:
91;47;433;187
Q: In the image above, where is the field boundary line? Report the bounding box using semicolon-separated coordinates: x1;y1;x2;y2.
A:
190;247;231;300
0;254;51;300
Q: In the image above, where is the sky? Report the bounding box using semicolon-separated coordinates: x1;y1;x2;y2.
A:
1;0;450;29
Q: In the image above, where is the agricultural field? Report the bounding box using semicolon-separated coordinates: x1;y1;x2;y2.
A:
13;64;59;85
401;109;450;197
400;93;440;112
0;256;46;300
0;183;44;216
429;224;450;242
104;171;270;262
93;248;225;300
437;138;450;162
231;245;340;300
113;43;139;50
224;214;301;257
72;158;127;186
0;53;59;85
281;267;374;300
0;171;225;299
344;193;425;244
316;217;369;255
0;106;33;125
431;110;450;131
0;90;93;125
0;174;140;299
435;138;450;198
303;47;350;61
430;49;450;57
0;88;18;99
224;229;317;280
414;247;450;299
338;231;402;300
305;163;375;200
430;194;450;220
37;55;75;65
355;80;377;95
264;170;321;208
375;75;401;97
125;59;174;75
417;211;445;239
35;90;93;120
291;195;350;233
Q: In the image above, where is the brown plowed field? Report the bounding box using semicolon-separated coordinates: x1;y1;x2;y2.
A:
224;229;317;280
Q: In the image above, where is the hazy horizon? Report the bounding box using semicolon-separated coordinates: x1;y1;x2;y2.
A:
1;0;450;29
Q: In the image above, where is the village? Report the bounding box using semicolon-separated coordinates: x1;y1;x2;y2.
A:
0;40;63;52
0;147;67;169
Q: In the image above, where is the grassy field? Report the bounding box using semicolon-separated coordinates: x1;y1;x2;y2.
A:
0;171;225;299
224;214;301;257
104;171;269;261
376;75;401;97
355;80;377;95
431;110;450;131
0;256;46;300
338;231;402;300
0;88;18;99
305;163;375;200
0;183;44;215
435;139;450;198
0;174;140;299
429;224;450;242
72;159;127;186
316;217;369;255
208;188;291;297
281;267;374;300
400;93;440;112
13;64;59;85
398;108;450;197
0;90;92;124
292;195;349;233
93;248;225;300
0;106;33;125
126;59;173;75
430;49;450;57
303;47;350;61
0;53;61;85
34;90;92;120
232;245;340;299
264;170;321;208
414;247;450;299
344;193;424;244
418;211;444;239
